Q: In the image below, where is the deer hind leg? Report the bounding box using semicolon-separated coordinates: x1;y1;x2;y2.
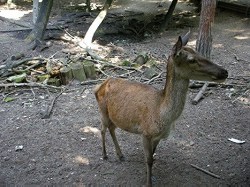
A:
100;115;111;160
143;135;154;187
109;124;124;161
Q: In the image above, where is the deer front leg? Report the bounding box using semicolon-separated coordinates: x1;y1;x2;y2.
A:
143;135;154;187
152;139;160;155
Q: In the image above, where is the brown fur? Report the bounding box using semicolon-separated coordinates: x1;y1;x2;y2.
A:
94;34;228;187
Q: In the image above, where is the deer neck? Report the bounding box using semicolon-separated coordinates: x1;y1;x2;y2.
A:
161;57;190;119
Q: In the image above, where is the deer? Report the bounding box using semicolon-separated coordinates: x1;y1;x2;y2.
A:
94;31;228;186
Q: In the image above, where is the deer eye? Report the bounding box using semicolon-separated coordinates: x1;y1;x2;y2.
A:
189;59;196;64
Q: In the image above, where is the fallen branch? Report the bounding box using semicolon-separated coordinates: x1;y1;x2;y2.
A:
81;79;105;85
232;89;249;103
118;70;137;78
0;57;46;77
145;72;163;84
86;48;104;61
0;16;30;28
0;28;32;33
0;25;63;33
41;89;64;119
0;82;61;90
91;58;143;73
191;164;220;179
190;81;247;89
192;82;209;105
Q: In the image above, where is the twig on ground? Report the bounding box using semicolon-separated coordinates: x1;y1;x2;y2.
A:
96;67;111;77
191;164;220;179
0;28;32;32
118;70;136;78
145;72;163;84
0;82;61;90
86;48;103;61
192;82;209;105
0;25;62;33
84;57;143;73
41;88;64;119
190;81;247;88
81;79;105;85
0;57;46;77
232;89;249;103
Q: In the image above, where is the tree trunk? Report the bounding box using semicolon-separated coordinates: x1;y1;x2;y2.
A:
33;0;39;24
86;0;91;12
192;0;216;104
196;0;216;58
79;0;113;47
160;0;178;31
26;0;53;49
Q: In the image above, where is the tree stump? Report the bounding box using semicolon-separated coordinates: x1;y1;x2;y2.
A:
82;60;96;79
60;66;73;85
70;62;86;82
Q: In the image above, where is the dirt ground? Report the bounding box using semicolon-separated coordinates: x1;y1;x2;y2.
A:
0;1;250;186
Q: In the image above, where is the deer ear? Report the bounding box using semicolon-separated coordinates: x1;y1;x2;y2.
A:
181;30;190;46
172;36;183;56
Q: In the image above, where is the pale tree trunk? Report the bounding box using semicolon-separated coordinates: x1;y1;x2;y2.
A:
26;0;53;49
79;0;113;48
33;0;39;24
192;0;216;104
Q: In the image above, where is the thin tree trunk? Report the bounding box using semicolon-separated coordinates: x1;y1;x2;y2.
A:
196;0;216;58
86;0;91;12
192;0;216;104
33;0;39;24
160;0;178;31
79;0;113;48
26;0;53;49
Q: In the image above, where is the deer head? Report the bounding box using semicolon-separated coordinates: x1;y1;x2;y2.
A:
171;32;228;83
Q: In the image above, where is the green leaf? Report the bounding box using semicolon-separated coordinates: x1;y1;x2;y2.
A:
3;97;16;102
7;73;27;83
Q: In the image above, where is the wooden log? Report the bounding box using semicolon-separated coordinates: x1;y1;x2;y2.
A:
70;62;86;82
144;67;157;79
82;60;96;79
59;66;73;85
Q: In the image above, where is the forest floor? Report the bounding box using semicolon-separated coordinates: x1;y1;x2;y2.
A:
0;0;250;186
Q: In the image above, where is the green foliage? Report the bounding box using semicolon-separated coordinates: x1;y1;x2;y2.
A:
3;97;16;103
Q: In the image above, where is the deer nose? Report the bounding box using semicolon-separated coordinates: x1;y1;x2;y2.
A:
220;69;228;79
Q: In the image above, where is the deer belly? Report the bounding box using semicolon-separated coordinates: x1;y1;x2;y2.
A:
110;117;143;134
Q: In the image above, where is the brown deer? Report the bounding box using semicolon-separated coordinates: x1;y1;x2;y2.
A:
94;31;228;186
